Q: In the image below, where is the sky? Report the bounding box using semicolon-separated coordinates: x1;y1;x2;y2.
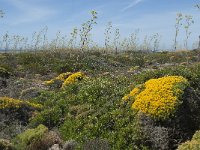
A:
0;0;200;50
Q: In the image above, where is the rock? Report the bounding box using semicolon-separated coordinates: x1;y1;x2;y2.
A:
48;144;60;150
0;139;14;150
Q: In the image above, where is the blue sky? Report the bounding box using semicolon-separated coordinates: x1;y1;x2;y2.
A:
0;0;200;50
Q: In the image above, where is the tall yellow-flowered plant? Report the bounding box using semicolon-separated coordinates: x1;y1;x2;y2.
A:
123;76;189;120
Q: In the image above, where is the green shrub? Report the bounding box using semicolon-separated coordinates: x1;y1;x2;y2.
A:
28;131;62;150
29;76;148;149
59;102;146;150
29;107;63;128
177;130;200;150
13;124;48;150
133;66;193;84
54;63;74;73
0;97;43;125
58;77;147;149
0;67;11;78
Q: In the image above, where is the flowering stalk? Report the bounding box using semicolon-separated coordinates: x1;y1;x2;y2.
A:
174;13;183;51
79;10;98;52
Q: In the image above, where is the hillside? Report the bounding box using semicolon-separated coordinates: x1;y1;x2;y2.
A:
1;49;200;150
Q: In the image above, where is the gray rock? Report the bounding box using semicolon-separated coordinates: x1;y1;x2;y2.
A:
48;144;60;150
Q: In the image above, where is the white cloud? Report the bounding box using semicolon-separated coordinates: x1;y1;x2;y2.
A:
121;0;144;12
5;0;57;25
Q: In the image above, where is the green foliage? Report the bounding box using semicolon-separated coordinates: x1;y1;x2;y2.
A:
29;76;148;149
0;66;11;78
13;124;48;150
178;130;200;150
29;107;63;128
59;101;146;149
54;63;74;73
133;65;196;85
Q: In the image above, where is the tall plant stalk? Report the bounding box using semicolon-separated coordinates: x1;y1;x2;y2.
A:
184;15;194;50
104;22;112;53
174;13;183;51
79;10;98;52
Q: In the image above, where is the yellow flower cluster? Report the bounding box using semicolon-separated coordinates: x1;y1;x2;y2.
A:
0;97;43;109
125;76;189;120
44;72;72;85
122;86;141;101
62;72;85;88
44;72;85;88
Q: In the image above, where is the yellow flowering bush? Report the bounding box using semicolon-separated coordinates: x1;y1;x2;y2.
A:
62;72;85;88
44;72;72;85
124;76;189;120
0;97;43;110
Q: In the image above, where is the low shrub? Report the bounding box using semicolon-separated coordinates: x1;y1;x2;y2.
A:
29;107;63;128
28;131;62;150
58;76;147;149
0;97;42;110
0;97;43;125
177;130;200;150
133;66;194;85
13;124;48;150
0;67;11;78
